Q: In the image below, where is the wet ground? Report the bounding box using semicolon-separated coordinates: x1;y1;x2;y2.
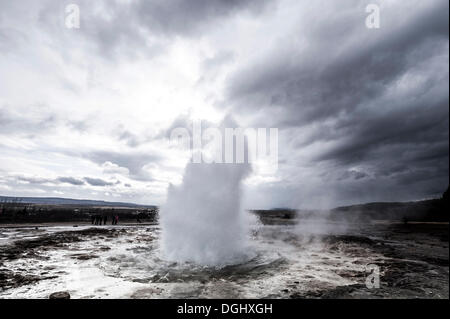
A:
0;221;448;298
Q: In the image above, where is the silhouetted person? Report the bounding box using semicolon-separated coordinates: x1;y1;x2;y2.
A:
91;215;95;225
103;215;107;225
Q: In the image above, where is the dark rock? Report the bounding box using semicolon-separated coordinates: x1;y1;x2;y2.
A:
49;291;70;299
70;253;99;260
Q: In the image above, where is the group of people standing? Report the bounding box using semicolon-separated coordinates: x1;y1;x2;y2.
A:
91;214;119;225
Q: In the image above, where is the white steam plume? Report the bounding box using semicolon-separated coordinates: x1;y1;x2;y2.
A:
160;162;251;266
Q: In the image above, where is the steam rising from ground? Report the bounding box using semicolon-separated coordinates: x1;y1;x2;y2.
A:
292;211;351;248
160;162;252;266
295;212;349;236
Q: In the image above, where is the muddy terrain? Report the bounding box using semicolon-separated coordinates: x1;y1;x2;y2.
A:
0;221;448;299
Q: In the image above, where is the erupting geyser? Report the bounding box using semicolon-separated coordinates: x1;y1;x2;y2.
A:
160;162;251;266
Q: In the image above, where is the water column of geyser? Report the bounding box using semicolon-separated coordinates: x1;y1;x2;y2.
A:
160;162;251;266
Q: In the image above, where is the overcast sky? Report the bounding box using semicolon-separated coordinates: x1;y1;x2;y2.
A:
0;0;448;209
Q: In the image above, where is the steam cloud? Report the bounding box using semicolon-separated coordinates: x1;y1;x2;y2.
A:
160;162;251;266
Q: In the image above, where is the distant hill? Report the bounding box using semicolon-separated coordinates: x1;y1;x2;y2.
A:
330;197;448;222
0;196;156;208
255;187;449;223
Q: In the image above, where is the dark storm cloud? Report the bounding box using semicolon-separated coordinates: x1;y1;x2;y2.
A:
338;170;369;181
57;177;85;186
228;1;448;126
225;1;449;200
35;0;271;59
14;175;86;186
84;177;114;187
316;93;449;163
16;176;54;184
133;0;270;36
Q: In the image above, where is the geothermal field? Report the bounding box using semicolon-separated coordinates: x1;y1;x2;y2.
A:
0;219;448;299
